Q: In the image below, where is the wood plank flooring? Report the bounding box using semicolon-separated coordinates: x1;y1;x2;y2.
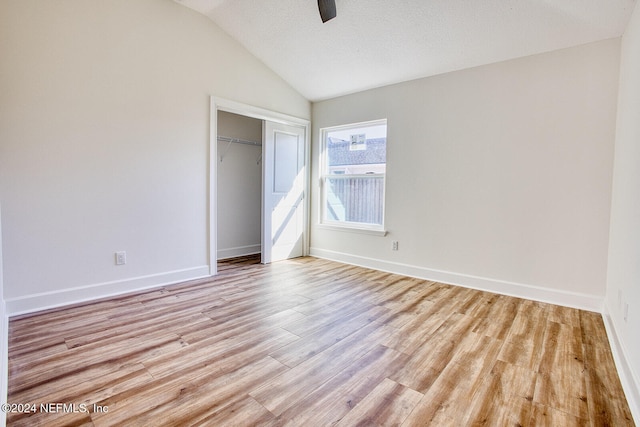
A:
6;256;635;426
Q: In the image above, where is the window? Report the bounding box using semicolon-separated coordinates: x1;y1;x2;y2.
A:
320;120;387;233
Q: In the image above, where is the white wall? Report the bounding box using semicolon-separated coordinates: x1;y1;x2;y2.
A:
311;39;620;310
606;0;640;420
0;0;309;314
217;111;262;259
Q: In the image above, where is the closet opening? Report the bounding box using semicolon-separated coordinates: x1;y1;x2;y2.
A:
210;97;310;276
216;111;263;269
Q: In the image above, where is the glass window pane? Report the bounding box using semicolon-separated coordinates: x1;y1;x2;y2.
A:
325;176;384;225
325;124;386;175
322;120;387;229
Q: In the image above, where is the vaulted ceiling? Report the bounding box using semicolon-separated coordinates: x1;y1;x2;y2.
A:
174;0;635;101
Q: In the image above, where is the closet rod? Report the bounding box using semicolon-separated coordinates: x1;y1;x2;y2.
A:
218;135;262;163
217;135;262;147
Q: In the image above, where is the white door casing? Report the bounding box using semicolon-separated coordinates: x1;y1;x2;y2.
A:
209;97;310;274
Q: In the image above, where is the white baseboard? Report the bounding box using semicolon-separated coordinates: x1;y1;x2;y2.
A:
4;266;211;317
217;244;261;260
602;306;640;424
309;247;603;312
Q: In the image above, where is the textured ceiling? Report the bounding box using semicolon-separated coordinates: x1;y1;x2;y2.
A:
175;0;635;101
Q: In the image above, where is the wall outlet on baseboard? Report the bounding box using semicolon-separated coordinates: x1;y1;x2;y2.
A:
392;241;399;251
115;251;127;265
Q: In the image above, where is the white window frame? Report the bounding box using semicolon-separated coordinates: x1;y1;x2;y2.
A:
319;119;387;236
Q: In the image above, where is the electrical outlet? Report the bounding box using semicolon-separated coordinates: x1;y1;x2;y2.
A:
115;251;127;265
392;241;399;251
624;303;629;323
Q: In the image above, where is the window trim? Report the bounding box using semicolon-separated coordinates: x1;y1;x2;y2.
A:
319;119;387;234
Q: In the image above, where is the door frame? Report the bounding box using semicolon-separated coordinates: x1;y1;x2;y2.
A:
209;97;311;275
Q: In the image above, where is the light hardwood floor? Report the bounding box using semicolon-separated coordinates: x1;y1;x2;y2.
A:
6;256;635;426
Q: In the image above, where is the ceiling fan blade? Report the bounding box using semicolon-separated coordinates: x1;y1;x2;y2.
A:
318;0;336;23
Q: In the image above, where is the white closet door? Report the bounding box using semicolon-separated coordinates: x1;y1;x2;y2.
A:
262;121;306;263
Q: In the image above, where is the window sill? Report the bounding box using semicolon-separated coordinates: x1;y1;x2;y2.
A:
317;223;387;236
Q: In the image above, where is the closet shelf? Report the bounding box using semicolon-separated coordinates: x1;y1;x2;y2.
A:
218;135;262;163
217;135;261;146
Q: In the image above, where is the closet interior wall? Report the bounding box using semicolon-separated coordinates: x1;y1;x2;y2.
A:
216;111;263;260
